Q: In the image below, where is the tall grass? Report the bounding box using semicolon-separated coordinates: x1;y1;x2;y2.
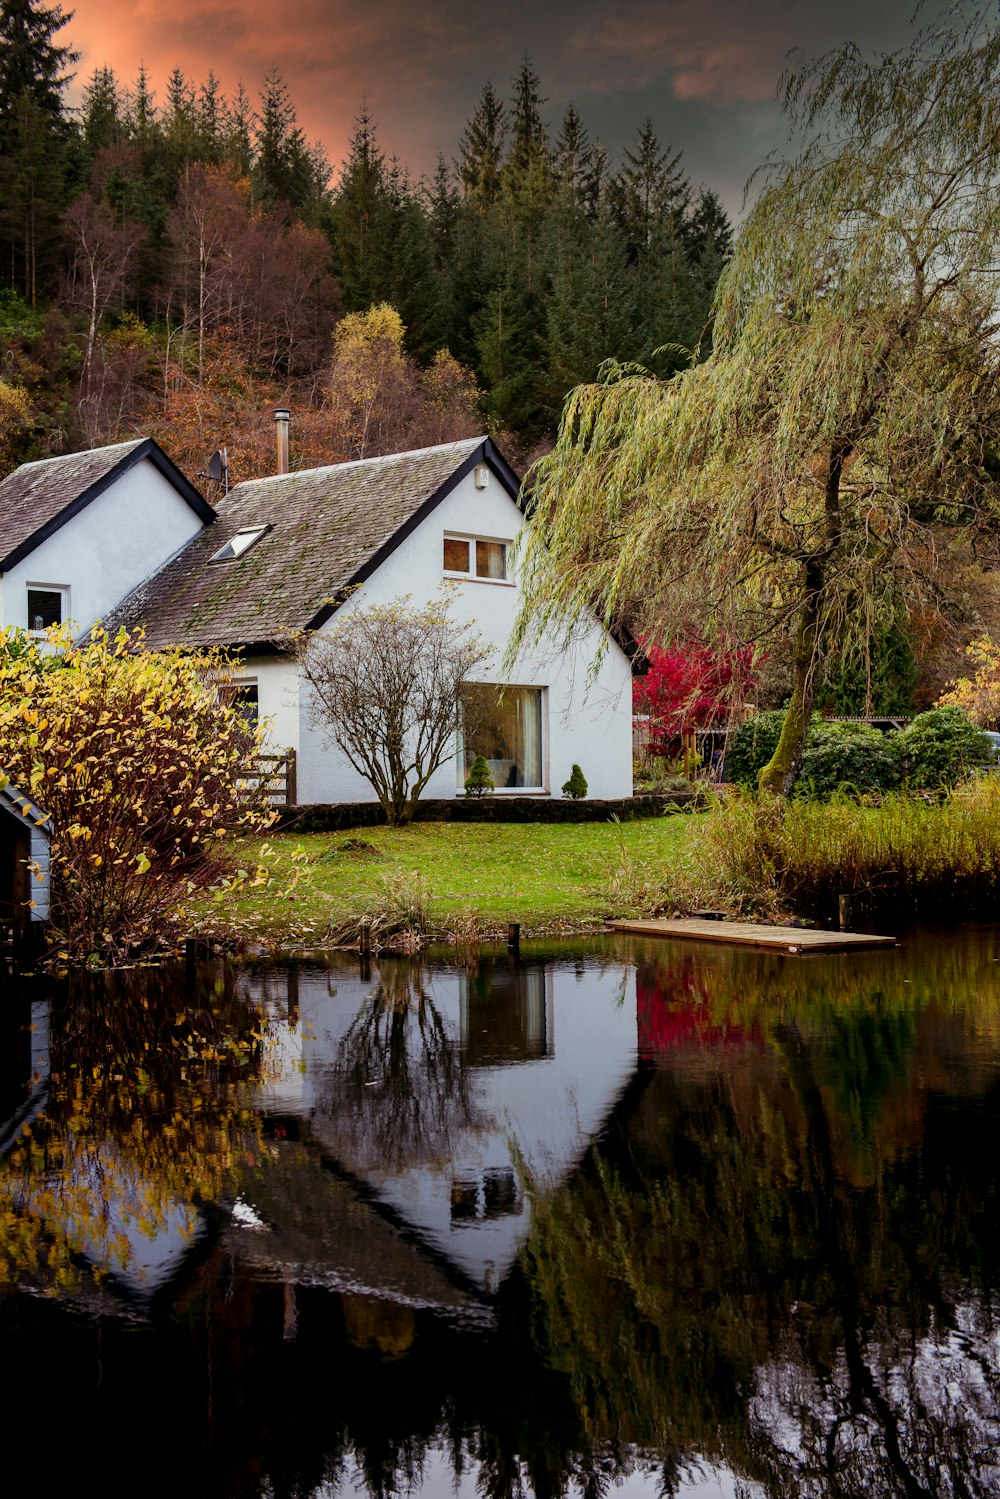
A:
697;781;1000;917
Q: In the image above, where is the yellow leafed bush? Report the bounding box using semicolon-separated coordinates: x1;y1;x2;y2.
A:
0;626;273;962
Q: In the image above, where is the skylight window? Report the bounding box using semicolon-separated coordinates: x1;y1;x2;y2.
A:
210;525;269;563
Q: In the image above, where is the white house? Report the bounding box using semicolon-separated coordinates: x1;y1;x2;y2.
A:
0;438;215;638
1;434;637;802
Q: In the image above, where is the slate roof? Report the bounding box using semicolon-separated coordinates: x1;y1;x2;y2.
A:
104;436;517;650
0;438;215;572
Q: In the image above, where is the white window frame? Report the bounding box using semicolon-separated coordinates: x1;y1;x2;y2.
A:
443;532;514;586
26;583;70;636
457;683;548;795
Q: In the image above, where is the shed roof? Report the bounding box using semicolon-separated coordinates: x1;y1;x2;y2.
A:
103;437;518;650
0;438;215;573
0;778;52;836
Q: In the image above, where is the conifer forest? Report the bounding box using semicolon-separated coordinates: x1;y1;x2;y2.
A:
0;0;732;484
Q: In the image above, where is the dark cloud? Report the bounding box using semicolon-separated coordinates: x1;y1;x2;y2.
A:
67;0;927;211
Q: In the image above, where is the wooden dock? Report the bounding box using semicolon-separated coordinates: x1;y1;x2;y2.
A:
607;917;897;954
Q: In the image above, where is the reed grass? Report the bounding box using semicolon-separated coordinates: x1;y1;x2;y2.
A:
698;781;1000;916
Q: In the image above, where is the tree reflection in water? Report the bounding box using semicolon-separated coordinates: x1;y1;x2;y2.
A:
522;933;1000;1497
319;963;481;1173
0;963;267;1296
1;934;1000;1498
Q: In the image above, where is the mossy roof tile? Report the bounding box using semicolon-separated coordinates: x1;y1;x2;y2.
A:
103;437;497;649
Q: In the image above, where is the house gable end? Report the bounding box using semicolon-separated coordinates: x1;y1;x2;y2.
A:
0;439;215;575
305;440;521;631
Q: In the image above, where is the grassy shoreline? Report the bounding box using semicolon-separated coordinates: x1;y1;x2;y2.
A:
198;817;697;949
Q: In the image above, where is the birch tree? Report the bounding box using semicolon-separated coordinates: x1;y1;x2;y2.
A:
514;7;1000;794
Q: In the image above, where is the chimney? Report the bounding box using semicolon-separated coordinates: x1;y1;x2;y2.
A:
274;408;290;475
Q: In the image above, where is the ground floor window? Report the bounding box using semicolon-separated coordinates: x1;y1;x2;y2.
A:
232;681;259;728
459;684;544;790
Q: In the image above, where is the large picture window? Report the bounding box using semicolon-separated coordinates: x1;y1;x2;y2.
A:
459;684;544;790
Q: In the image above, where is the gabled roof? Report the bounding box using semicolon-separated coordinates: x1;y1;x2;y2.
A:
104;437;519;651
0;778;52;836
0;438;216;573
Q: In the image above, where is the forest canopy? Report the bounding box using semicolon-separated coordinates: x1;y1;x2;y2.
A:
0;3;731;481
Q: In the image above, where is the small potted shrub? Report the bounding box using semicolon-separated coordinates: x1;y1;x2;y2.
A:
464;754;495;797
562;764;588;799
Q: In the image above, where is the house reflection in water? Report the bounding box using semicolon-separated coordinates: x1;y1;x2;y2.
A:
242;956;637;1295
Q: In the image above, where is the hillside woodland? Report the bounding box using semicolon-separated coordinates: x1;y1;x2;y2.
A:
0;0;730;486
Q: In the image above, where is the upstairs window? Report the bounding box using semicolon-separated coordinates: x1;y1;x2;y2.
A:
210;525;269;563
443;534;509;582
27;587;66;632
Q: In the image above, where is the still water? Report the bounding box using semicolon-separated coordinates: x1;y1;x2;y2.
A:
1;930;999;1498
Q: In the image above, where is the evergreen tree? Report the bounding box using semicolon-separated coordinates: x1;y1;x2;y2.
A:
328;103;386;307
222;80;253;177
0;0;77;300
253;67;313;215
502;52;551;252
195;69;223;162
0;0;76;145
610;119;690;267
458;80;505;211
81;65;123;160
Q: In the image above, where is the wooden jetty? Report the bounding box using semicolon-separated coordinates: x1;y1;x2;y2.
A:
607;917;896;955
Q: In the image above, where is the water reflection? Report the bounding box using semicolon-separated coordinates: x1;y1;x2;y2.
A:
0;930;998;1497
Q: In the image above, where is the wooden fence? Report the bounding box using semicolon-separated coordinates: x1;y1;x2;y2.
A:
248;747;297;808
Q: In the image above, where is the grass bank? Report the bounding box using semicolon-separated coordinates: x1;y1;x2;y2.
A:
198;782;1000;953
202;816;698;949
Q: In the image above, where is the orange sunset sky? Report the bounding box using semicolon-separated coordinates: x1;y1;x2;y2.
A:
66;0;924;210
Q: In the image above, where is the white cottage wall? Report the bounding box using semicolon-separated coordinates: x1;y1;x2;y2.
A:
293;465;633;803
2;459;206;636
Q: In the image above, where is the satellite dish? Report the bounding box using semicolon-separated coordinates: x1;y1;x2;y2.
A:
207;449;225;481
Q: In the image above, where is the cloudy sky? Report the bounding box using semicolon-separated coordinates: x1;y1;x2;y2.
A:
66;0;933;213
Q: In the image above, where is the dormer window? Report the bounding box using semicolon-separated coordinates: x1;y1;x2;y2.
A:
210;525;269;563
443;534;509;582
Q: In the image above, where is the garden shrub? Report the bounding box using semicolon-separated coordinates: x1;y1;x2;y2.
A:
797;721;900;798
0;626;272;962
894;706;992;790
724;710;788;787
562;763;588;798
464;754;495;797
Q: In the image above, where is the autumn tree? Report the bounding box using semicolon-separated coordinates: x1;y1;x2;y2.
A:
514;10;1000;795
298;594;492;825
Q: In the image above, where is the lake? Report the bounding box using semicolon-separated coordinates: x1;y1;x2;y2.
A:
1;928;998;1497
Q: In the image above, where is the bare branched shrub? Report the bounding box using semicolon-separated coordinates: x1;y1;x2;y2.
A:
299;593;492;824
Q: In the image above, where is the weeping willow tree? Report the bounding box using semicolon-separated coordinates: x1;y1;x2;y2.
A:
514;7;1000;794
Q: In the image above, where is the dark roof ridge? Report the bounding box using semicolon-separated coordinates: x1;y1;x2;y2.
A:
228;436;489;491
0;437;215;573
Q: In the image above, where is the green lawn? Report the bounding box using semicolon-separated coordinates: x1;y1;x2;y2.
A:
203;815;698;946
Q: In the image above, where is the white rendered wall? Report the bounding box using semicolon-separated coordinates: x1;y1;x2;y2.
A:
294;465;634;802
2;458;206;636
238;656;300;756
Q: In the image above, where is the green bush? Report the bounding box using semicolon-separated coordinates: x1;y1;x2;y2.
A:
561;763;588;799
894;706;992;790
724;711;787;787
797;721;900;798
464;754;495;797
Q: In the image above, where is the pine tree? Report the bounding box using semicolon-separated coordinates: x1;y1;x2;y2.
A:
0;0;77;299
81;64;123;160
458;80;505;211
610;119;690;266
253;67;312;215
222;80;253;177
328;102;386;307
0;0;76;144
